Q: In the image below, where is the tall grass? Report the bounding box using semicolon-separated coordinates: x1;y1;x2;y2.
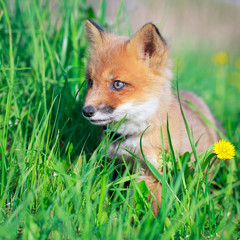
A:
0;0;239;239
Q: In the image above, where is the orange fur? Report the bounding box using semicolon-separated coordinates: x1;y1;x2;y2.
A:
83;20;220;216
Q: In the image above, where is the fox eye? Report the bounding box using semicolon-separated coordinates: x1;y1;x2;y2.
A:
88;79;93;88
112;80;125;91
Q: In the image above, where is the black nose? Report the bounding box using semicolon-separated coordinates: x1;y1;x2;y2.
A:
82;105;96;118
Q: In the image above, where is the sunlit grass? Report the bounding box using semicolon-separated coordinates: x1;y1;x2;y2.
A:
0;0;239;239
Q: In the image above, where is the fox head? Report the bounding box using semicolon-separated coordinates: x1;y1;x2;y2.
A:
82;20;172;135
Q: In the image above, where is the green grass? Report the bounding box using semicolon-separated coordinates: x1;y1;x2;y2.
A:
0;1;239;239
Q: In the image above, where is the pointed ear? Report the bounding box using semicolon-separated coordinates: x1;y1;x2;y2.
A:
127;23;168;67
85;20;105;50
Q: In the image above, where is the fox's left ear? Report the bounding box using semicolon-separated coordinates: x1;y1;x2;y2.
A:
127;23;168;67
85;19;106;50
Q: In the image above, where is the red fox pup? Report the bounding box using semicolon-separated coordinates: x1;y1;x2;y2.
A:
82;20;219;216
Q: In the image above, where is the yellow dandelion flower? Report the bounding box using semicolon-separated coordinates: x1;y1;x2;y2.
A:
213;139;235;160
212;52;228;65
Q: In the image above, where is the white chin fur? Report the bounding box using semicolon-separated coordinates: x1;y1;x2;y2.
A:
112;97;160;135
90;119;112;126
86;112;114;126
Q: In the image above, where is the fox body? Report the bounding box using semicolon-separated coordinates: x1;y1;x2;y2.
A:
82;20;219;215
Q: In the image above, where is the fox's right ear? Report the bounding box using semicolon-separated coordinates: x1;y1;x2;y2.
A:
85;20;105;50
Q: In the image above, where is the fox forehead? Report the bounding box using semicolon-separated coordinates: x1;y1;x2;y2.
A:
86;40;162;93
87;39;144;79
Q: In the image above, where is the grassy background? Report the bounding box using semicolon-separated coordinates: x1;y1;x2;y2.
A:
0;0;239;239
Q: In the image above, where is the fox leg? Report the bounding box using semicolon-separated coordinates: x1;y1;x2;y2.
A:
139;168;162;217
